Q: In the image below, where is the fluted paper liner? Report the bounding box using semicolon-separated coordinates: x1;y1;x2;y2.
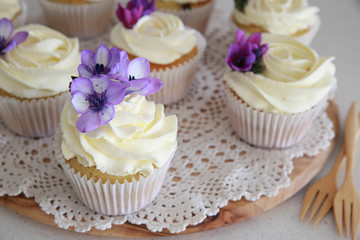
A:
224;85;328;148
55;131;174;215
0;91;69;138
38;0;113;38
159;0;215;33
230;15;321;46
147;30;206;105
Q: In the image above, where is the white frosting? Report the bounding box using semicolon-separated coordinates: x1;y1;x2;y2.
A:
61;95;178;177
225;34;336;114
0;0;21;20
110;12;197;64
158;0;208;4
0;24;80;98
233;0;319;35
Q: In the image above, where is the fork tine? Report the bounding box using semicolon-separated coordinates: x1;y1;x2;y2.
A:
300;187;318;220
313;198;332;225
308;191;327;222
352;203;359;240
334;197;343;236
344;200;352;238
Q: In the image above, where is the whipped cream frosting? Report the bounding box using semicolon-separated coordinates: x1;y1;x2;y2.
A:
110;12;197;64
61;95;178;177
0;24;80;98
225;34;336;114
233;0;319;35
0;0;21;20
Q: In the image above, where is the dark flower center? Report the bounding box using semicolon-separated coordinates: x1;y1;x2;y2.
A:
129;75;135;81
95;63;105;74
0;36;6;51
89;91;107;112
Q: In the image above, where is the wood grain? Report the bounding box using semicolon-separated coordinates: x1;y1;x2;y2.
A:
0;101;339;237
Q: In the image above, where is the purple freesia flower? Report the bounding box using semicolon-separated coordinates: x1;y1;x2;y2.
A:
0;18;28;54
116;0;156;29
78;43;121;78
70;76;126;133
113;51;163;96
226;29;268;73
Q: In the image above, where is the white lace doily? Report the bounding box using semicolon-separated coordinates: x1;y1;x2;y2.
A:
0;13;335;234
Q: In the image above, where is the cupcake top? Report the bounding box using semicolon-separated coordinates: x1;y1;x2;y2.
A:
225;31;336;114
233;0;319;36
0;0;21;21
61;95;177;177
111;11;197;65
0;24;80;98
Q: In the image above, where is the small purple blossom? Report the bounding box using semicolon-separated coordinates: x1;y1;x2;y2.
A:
116;0;156;29
0;18;28;54
78;43;120;78
226;29;268;73
70;76;127;133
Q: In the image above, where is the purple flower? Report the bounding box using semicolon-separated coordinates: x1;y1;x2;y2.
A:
70;76;126;133
247;32;268;60
78;43;121;78
116;0;156;29
113;51;163;96
0;18;28;54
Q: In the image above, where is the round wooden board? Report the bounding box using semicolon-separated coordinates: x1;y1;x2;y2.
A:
0;101;339;238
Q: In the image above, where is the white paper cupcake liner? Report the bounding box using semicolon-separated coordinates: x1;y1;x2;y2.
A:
38;0;114;38
158;0;215;33
146;30;206;105
12;0;27;28
0;91;69;138
230;15;321;46
55;131;174;215
224;85;328;148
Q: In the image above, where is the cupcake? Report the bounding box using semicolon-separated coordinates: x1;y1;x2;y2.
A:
224;30;337;148
111;3;206;104
58;45;177;215
0;0;27;28
0;22;80;137
38;0;114;38
155;0;215;33
231;0;320;45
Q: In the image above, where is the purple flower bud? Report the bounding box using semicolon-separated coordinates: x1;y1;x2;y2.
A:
116;0;156;29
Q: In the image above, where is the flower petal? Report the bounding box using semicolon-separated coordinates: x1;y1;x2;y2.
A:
1;40;16;53
99;104;115;126
81;49;95;67
78;64;93;78
70;77;94;95
118;50;130;79
126;77;162;96
106;82;126;105
91;76;112;94
70;92;90;114
127;57;150;79
11;31;28;45
95;43;110;66
0;18;13;40
236;29;246;46
76;110;101;133
248;33;262;45
107;47;121;74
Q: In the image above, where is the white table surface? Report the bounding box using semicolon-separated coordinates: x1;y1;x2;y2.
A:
1;0;360;239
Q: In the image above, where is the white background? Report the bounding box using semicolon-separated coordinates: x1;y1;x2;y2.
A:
1;0;360;239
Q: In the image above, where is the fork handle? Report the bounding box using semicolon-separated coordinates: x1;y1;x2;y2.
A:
344;102;358;181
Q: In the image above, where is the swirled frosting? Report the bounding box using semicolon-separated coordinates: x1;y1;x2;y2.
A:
0;24;80;98
225;34;336;114
0;0;21;20
61;95;178;177
233;0;319;35
110;12;197;64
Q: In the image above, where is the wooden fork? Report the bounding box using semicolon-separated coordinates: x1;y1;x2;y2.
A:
333;102;360;240
300;110;360;225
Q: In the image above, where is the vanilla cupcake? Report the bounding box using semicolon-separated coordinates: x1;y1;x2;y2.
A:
0;0;27;28
155;0;215;33
231;0;320;45
58;59;177;214
111;10;206;104
0;24;80;137
224;30;336;148
38;0;114;38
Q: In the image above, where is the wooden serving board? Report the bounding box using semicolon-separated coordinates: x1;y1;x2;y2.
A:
0;101;339;237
